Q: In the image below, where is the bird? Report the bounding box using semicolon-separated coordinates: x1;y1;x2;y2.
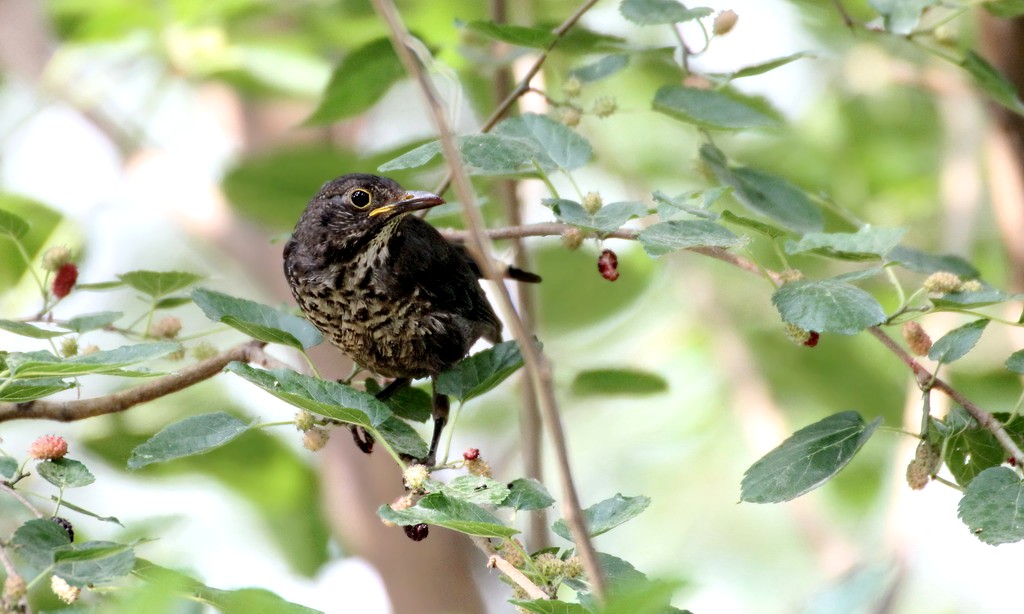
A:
283;173;539;466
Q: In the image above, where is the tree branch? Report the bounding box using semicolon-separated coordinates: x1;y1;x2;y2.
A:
371;0;607;599
471;536;549;600
0;340;285;423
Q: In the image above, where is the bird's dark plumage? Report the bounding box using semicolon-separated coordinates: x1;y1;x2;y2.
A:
284;174;535;464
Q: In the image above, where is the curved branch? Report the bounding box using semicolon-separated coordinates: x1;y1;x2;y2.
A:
0;340;285;423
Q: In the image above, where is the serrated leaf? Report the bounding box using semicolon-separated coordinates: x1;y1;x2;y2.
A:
439;475;511;506
378;134;537;174
944;408;1004;487
37;458;95;488
1006;349;1024;374
381;384;432;422
54;541;136;585
958;467;1024;545
961;50;1024;114
928;319;989;364
620;0;713;25
552;493;650;541
5;343;180;378
128;412;250;470
597;579;685;614
571;368;668;396
501;478;555;511
930;290;1020;308
118;271;205;299
785;227;907;259
11;518;71;570
984;0;1024;17
771;279;886;335
192;287;322;350
227;362;391;428
700;144;823;233
306;38;404;124
496;113;592;171
512;600;590;614
637;219;742;257
435;341;524;403
0;456;16;478
886;246;980;277
63;311;122;333
570;54;630;83
376;416;429;459
377;492;518;537
465;21;555;48
0;208;30;240
544;199;648;233
654;85;782;131
741;411;880;503
0;319;67;339
0;378;75;402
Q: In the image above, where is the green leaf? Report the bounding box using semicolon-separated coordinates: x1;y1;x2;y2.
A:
653;85;782;131
700;144;823;233
465;21;555;48
771;279;886;335
192;287;322;350
376;382;431;422
930;289;1020;308
50;497;122;526
0;319;67;339
637;219;742;257
984;0;1024;17
655;188;730;221
958;467;1024;545
785;227;907;259
0;208;30;239
5;343;180;378
435;341;524;403
54;541;136;585
961;50;1024;114
1006;349;1024;374
306;38;404;124
63;311;122;333
0;378;75;402
37;458;96;488
741;411;880;503
379;134;537;174
944;407;1004;486
571;368;668;396
620;0;713;25
868;0;936;34
0;456;15;479
598;579;685;614
544;199;648;234
128;412;251;470
512;600;590;614
154;296;193;309
719;210;787;239
226;363;391;428
11;518;71;570
436;475;511;506
570;54;630;83
76;280;125;291
727;53;812;80
886;246;980;278
928;319;989;364
552;493;650;541
501;478;555;511
377;492;518;537
376;416;429;459
496;113;593;171
118;270;205;299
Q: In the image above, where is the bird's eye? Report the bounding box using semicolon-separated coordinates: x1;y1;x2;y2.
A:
350;189;372;209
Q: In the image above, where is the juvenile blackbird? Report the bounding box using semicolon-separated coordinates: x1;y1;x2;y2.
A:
283;173;538;465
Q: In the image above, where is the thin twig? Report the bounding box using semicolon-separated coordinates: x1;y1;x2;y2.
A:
867;326;1024;464
434;0;601;197
0;340;284;423
471;536;549;600
0;481;45;518
371;0;606;599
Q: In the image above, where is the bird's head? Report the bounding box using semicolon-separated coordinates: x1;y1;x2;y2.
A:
302;174;445;239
